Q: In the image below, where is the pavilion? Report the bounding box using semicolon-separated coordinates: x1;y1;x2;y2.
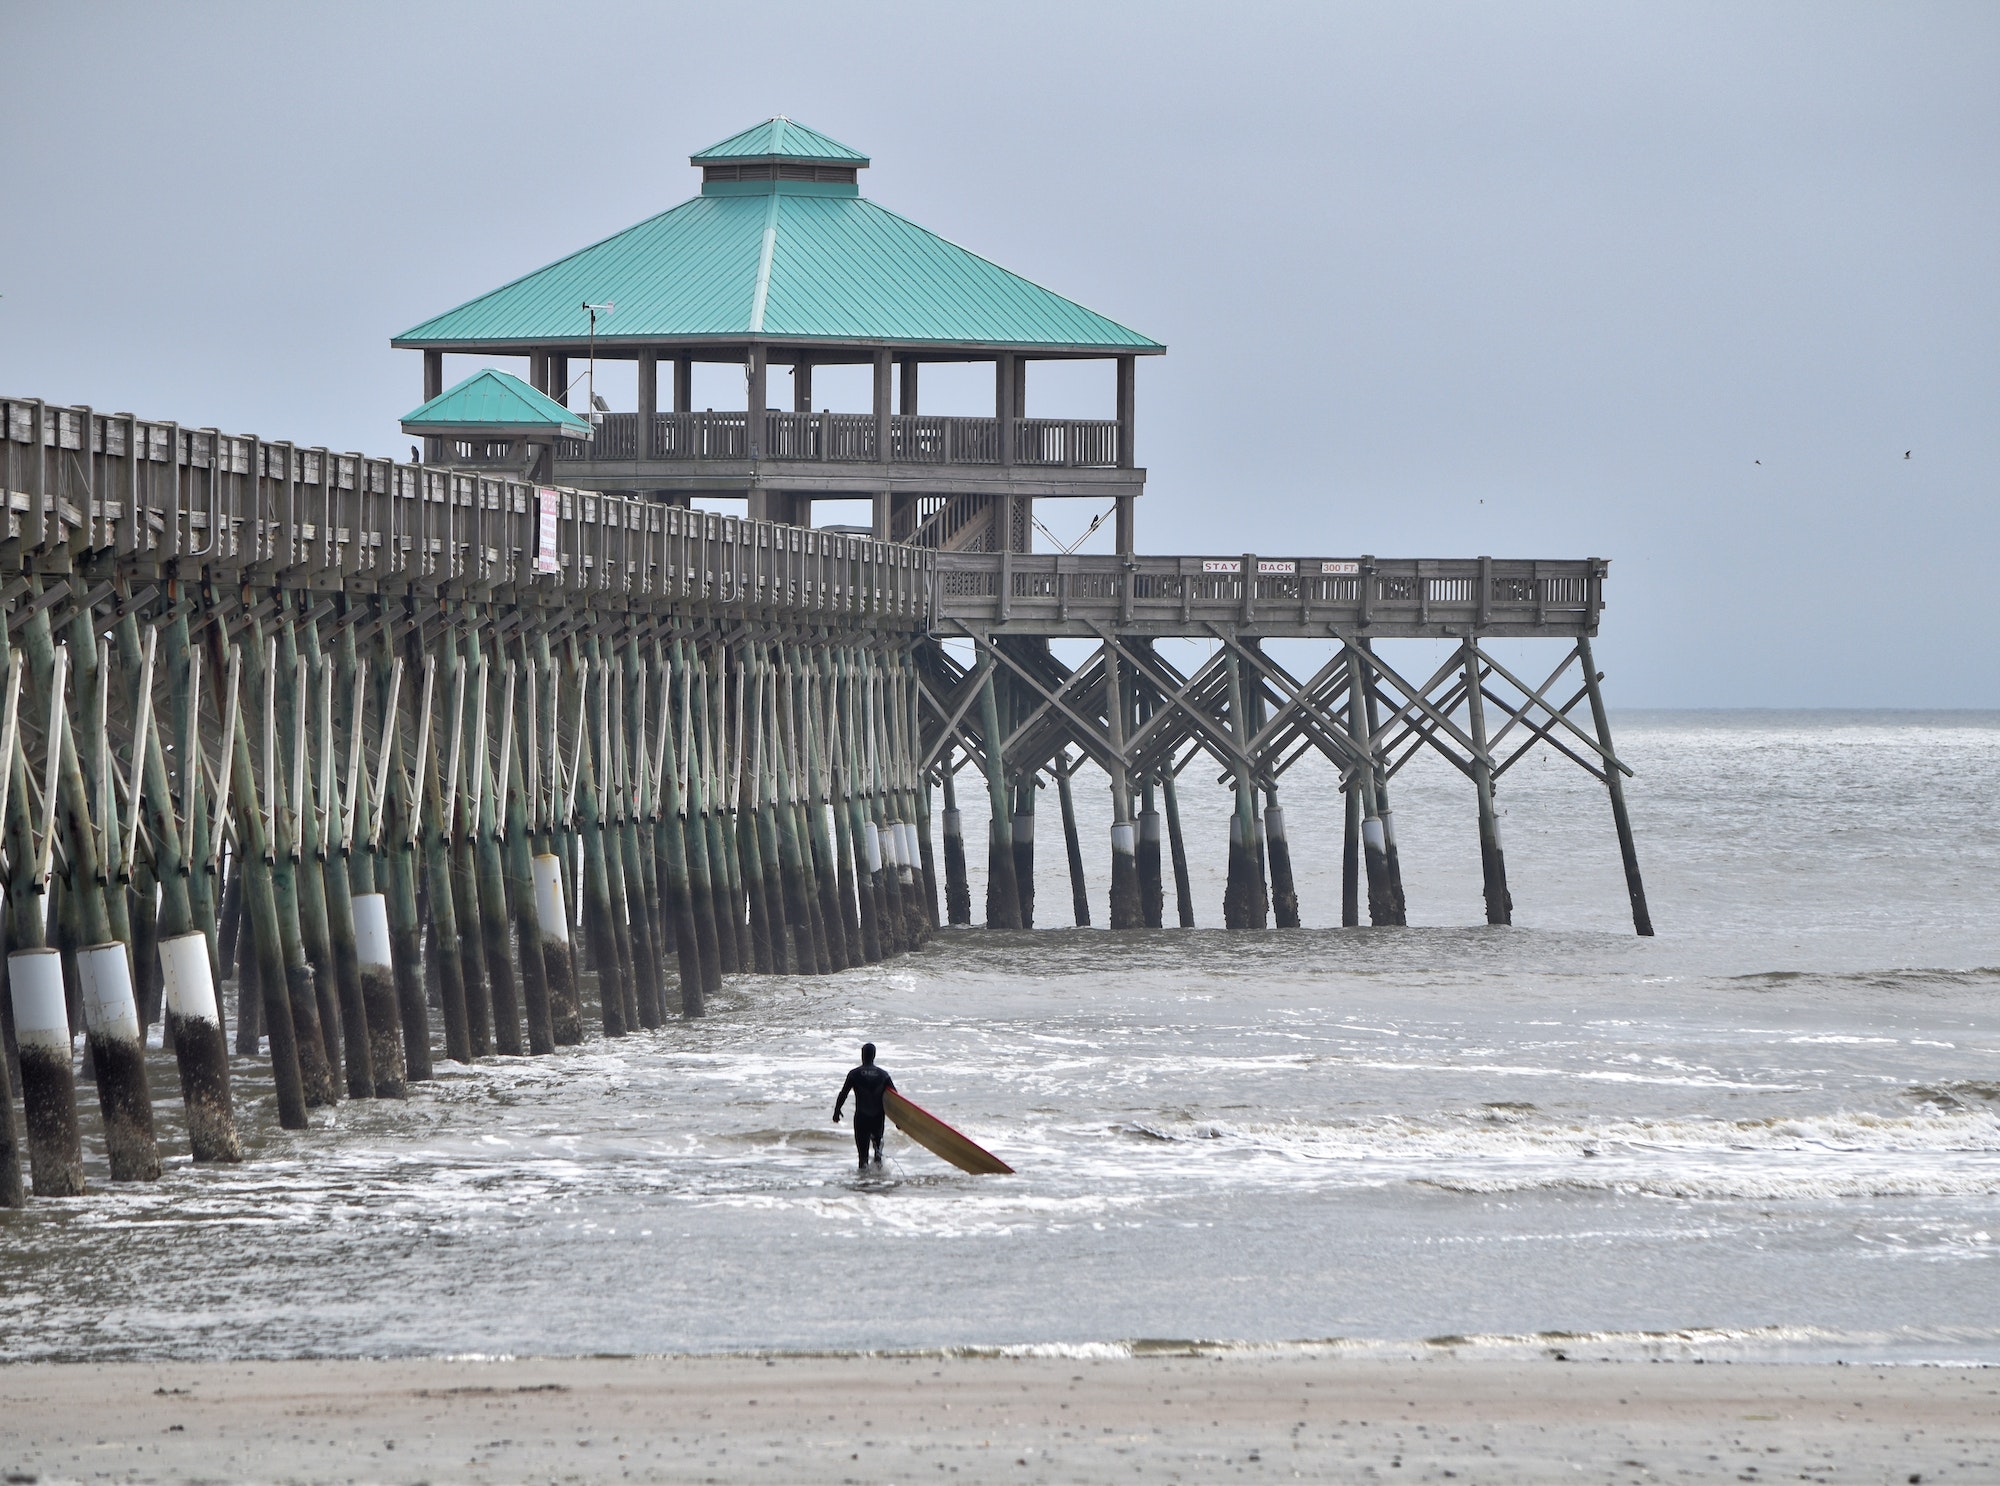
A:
392;118;1163;553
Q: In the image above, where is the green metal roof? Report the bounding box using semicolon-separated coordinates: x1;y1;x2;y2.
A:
399;369;592;436
691;117;868;167
393;126;1162;356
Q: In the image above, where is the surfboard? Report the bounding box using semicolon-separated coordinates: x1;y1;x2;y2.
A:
884;1089;1014;1175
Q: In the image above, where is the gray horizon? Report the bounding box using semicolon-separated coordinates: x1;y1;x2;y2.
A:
3;1;1994;707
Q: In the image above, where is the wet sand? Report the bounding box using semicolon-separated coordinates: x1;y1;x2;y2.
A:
2;1353;1996;1483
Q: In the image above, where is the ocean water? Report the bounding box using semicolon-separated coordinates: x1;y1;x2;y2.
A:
2;711;1998;1364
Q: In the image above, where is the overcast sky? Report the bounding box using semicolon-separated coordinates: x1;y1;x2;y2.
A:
3;2;1994;705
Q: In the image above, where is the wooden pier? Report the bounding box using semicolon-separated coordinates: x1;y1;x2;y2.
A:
0;118;1650;1203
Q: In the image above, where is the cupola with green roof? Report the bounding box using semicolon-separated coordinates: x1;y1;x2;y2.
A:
395;120;1160;553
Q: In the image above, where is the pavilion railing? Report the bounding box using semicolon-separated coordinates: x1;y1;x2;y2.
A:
931;553;1605;635
0;396;931;619
556;412;1121;468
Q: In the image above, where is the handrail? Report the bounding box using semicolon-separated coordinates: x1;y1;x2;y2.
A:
554;411;1123;468
931;552;1606;636
0;395;931;625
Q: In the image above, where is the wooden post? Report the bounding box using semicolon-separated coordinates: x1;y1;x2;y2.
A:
899;356;919;415
673;353;693;414
832;649;880;962
638;350;659;460
817;648;868;962
1341;773;1361;928
798;647;852;969
996;353;1016;468
975;662;1020;928
574;639;628;1035
1009;776;1036;930
1461;638;1512;926
471;622;525;1049
869;349;891;466
745;346;767;460
342;610;408;1093
1115;355;1135;469
940;751;971;927
415;641;474;1059
649;638;704;1014
423;350;444;463
1221;649;1267;930
1104;644;1140;929
1057;755;1090;927
1578;636;1654;937
294;611;370;1098
1162;767;1195;928
1135;677;1163;928
119;610;242;1150
383;617;436;1074
1343;642;1399;927
1358;639;1409;925
278;605;347;1090
549;354;570;409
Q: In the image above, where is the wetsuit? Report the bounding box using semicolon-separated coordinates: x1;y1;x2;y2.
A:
835;1063;895;1167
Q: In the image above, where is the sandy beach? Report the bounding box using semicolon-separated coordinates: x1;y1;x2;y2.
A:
2;1352;1995;1484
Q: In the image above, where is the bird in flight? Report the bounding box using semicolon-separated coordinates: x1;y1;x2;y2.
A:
1904;450;1912;459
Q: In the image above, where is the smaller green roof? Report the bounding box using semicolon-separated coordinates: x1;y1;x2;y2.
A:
692;117;868;168
400;369;591;437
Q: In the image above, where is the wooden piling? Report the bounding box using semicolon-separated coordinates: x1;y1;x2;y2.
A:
1357;640;1409;925
799;649;852;970
940;754;971;927
975;663;1021;929
1343;642;1400;928
1578;636;1654;937
1011;776;1036;930
618;638;665;1026
1460;639;1512;926
414;646;474;1061
1162;767;1195;928
1341;774;1361;928
470;627;524;1051
817;647;869;965
300;614;371;1098
533;629;584;1043
26;603;168;1166
245;614;338;1105
158;929;240;1161
380;621;435;1079
1266;789;1300;928
652;638;706;1016
346;617;408;1096
675;640;724;1000
1056;757;1090;927
447;666;495;1058
502;640;556;1054
279;608;346;1093
1104;646;1142;929
8;948;83;1195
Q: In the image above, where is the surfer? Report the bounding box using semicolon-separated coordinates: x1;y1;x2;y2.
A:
833;1043;895;1170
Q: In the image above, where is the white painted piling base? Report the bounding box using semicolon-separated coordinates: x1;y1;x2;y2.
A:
78;943;141;1044
352;893;394;972
531;855;570;945
10;946;70;1053
160;931;221;1027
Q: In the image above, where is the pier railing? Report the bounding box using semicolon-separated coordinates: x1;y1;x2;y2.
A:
931;552;1605;636
0;397;928;619
554;411;1121;468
